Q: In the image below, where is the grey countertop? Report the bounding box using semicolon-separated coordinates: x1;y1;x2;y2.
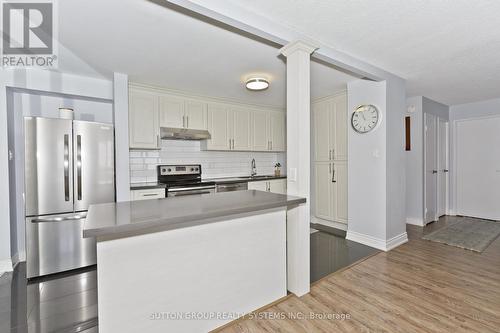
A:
130;182;166;190
205;175;287;185
84;190;305;239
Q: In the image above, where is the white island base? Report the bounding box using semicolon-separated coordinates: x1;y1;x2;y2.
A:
96;208;287;332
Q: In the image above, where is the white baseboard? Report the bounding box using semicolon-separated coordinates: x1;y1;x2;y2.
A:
406;217;425;226
0;258;13;274
311;216;347;231
346;231;408;252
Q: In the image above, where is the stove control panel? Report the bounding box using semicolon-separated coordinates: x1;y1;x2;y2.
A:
159;165;201;176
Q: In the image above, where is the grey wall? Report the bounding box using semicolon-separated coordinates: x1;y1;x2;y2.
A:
405;96;450;225
422;97;449;120
405;96;424;224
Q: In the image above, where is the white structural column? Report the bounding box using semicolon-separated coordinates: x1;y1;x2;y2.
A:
113;73;131;202
280;40;317;296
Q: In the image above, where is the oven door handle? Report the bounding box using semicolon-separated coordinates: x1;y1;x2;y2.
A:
171;190;212;197
168;185;215;192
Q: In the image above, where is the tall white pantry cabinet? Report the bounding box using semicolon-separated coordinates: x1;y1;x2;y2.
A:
312;92;348;225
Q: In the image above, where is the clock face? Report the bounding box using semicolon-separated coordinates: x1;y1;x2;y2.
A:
351;105;379;133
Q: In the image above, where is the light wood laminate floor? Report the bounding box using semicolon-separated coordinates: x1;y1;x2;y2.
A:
218;216;500;332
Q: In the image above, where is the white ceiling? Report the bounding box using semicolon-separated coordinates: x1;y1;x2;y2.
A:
200;0;500;106
56;0;356;107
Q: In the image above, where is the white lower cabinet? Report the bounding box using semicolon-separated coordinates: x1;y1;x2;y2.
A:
131;188;165;201
314;160;347;224
248;179;286;194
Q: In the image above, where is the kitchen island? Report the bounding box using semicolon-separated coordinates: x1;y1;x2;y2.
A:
84;190;305;332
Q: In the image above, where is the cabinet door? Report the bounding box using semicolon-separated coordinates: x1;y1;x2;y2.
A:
252;111;269;151
231;108;252;151
129;90;159;149
269;179;287;194
314;162;333;220
270;112;286;151
185;100;207;130
205;104;230;150
131;189;165;201
333;94;347;160
248;180;268;192
159;95;184;128
313;101;331;161
332;161;348;223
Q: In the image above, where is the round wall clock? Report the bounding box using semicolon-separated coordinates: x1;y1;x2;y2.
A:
351;104;380;134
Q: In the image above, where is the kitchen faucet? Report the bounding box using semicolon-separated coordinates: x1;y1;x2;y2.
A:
251;158;257;177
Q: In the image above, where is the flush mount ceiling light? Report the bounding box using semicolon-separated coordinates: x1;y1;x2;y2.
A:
245;78;269;91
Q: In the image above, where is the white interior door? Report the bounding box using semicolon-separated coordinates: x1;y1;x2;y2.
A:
456;116;500;220
437;119;448;217
425;113;438;223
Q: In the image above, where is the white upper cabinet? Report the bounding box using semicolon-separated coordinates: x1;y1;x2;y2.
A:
269;112;286;152
313;101;331;161
231;107;252;151
129;90;160;149
252;110;269;151
313;92;347;161
332;94;347;160
205;104;231;150
185;100;207;130
129;84;284;152
159;95;184;128
159;96;207;130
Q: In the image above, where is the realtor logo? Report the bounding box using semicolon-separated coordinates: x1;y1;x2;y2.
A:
1;1;57;67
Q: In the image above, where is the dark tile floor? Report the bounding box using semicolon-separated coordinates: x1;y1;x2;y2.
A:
310;226;380;283
0;264;98;333
1;226;377;332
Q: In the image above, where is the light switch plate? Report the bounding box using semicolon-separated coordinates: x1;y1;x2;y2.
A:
289;168;297;182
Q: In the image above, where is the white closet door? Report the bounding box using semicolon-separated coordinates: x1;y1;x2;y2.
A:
425;113;438;223
456;116;500;220
437;119;448;217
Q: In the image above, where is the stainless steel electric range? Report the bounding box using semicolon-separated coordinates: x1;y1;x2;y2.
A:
157;164;216;197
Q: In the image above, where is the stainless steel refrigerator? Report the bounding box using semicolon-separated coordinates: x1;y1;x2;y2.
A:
24;117;115;278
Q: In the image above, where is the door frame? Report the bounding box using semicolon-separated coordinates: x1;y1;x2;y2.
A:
437;118;449;217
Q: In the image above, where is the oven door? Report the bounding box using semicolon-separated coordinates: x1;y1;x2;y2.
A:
167;185;216;197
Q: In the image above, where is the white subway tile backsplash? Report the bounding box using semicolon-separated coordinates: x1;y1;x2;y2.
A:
129;140;286;183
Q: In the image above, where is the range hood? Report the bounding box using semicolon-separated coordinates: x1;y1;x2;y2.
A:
160;127;211;140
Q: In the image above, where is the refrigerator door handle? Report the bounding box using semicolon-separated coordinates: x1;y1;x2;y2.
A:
77;135;82;201
64;134;70;201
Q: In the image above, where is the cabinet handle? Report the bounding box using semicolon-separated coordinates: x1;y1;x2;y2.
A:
157;134;160;148
187;116;189;128
432;170;438;174
270;141;272;150
332;149;335;159
329;163;331;174
229;139;231;149
444;169;449;173
329;149;332;160
332;163;336;183
182;115;185;128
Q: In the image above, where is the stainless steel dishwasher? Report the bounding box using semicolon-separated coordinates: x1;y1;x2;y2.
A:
216;182;248;192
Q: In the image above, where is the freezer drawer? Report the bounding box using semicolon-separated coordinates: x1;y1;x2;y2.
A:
26;213;96;278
